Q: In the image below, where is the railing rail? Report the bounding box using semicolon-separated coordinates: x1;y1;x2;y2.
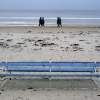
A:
0;61;100;77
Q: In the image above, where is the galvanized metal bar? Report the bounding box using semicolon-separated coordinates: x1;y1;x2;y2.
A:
0;73;100;77
0;61;98;67
5;67;95;72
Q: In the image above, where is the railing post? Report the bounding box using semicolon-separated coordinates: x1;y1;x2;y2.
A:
94;61;97;73
5;56;8;73
49;60;52;79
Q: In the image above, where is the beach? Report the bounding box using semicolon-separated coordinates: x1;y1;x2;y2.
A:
0;26;100;61
0;0;100;99
0;25;100;100
0;78;100;100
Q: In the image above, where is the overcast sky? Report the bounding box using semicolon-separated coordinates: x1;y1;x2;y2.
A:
0;0;100;10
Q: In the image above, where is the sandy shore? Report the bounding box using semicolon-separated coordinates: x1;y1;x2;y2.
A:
0;26;100;100
0;88;100;100
0;78;100;100
0;26;100;61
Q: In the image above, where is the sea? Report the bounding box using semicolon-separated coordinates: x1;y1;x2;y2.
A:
0;10;100;26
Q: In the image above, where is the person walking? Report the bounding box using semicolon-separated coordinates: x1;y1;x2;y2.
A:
57;17;62;27
39;17;45;27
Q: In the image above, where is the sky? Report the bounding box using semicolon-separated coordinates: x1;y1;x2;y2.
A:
0;0;100;10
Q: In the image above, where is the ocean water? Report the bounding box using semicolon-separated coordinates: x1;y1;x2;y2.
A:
0;10;100;26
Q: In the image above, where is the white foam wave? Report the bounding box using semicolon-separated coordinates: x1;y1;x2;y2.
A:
0;17;100;20
0;17;100;26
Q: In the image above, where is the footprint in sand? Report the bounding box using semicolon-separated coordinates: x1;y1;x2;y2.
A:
57;31;64;33
0;39;4;40
11;44;21;49
13;96;25;100
79;39;85;42
79;31;84;35
85;42;91;44
16;42;25;45
6;39;13;42
48;31;52;33
95;40;99;43
27;30;32;33
24;39;35;42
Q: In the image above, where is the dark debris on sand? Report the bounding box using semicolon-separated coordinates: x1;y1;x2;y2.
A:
11;44;21;48
0;42;9;48
97;94;100;96
34;39;57;47
6;39;13;42
95;45;100;51
70;44;84;52
27;87;33;89
24;38;35;42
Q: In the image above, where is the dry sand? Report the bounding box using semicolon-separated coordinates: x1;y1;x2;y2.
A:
0;88;100;100
0;78;100;100
0;26;100;61
0;26;100;100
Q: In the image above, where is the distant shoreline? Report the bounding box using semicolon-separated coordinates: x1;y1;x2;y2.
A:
0;17;100;27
